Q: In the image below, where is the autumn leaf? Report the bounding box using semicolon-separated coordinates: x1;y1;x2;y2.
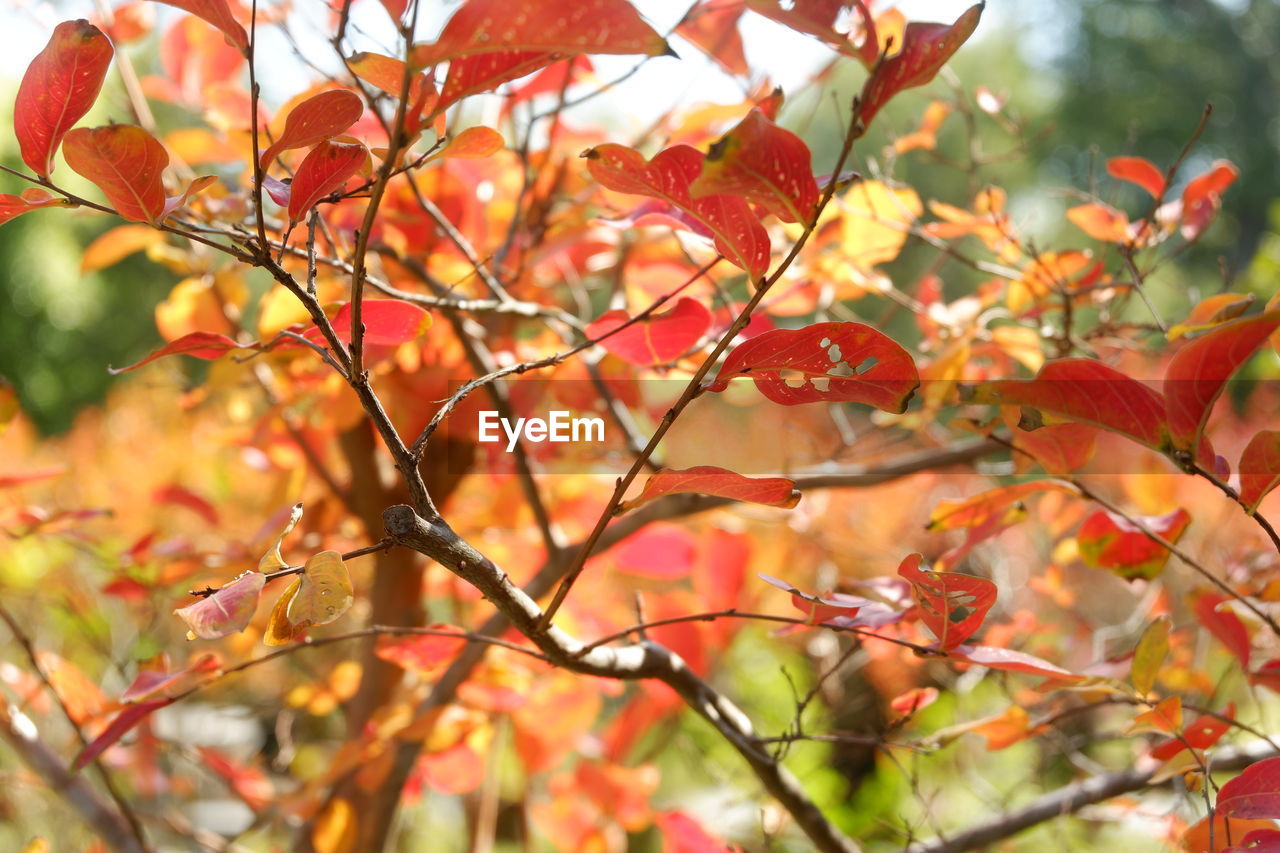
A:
1107;155;1166;198
583;143;771;278
858;3;984;127
287;140;370;223
260;89;364;170
690;107;820;224
1067;203;1131;243
928;481;1078;531
675;0;749;77
759;573;869;624
73;699;172;770
0;188;74;226
585;297;712;366
312;298;433;346
1181;159;1238;241
429;126;504;160
1077;508;1191;581
258;501;304;572
708;321;919;410
1164;311;1280;452
174;571;267;640
898;553;995;650
155;0;248;53
1239;431;1280;512
121;653;221;702
1168;293;1256;340
619;466;799;514
262;551;354;646
947;644;1082;681
1149;703;1234;761
80;224;165;272
108;331;244;374
1130;617;1170;695
14;20;114;177
347;52;439;134
1218;757;1280;819
1192;592;1252;668
375;628;469;675
63;125;169;224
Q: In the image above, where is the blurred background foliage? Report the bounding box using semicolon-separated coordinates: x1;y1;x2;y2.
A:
1;0;1278;433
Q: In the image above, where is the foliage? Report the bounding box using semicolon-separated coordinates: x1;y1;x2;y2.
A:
0;1;1279;852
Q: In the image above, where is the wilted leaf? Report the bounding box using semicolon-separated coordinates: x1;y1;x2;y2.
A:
858;4;983;127
1240;430;1280;512
258;501;304;572
1164;312;1280;452
1077;507;1191;581
690;107;819;224
73;699;172;770
287;140;369;223
584;143;771;278
0;188;74;226
1130;617;1170;695
708;321;919;411
1218;757;1280;819
263;551;354;646
63;125;169;224
14;20;113;177
585;297;711;366
108;331;244;374
899;553;995;650
155;0;247;52
260;89;363;170
620;466;799;513
175;572;266;639
1107;155;1165;199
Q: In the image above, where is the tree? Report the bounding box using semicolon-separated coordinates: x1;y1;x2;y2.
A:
1;1;1278;851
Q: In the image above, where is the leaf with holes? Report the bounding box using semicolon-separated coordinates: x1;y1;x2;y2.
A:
263;551;353;646
1107;156;1165;198
858;3;983;127
1240;431;1280;512
620;466;799;514
690;107;819;224
260;89;363;170
1077;507;1190;581
708;322;919;411
963;359;1170;451
14;20;113;177
1164;312;1280;452
73;699;172;770
412;0;670;67
63;125;168;224
0;188;74;226
286;140;369;223
155;0;247;52
584;143;770;278
586;297;711;366
1218;757;1280;819
898;553;995;650
174;571;266;640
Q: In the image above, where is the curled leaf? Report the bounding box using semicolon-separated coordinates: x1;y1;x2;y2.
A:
175;572;266;640
259;502;304;572
264;551;354;646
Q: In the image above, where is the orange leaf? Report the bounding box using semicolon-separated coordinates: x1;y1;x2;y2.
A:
620;466;799;514
708;321;919;410
675;0;749;77
154;0;247;53
62;125;169;224
14;20;113;177
1107;155;1165;198
1067;203;1131;243
80;224;165;272
691;107;819;224
1181;159;1238;241
0;188;73;226
928;481;1076;531
260;89;363;170
430;126;504;160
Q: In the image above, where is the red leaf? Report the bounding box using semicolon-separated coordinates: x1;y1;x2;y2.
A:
1010;423;1097;476
14;20;114;177
759;573;869;624
174;571;266;639
121;653;221;702
109;331;243;374
1240;430;1280;512
948;644;1083;681
375;628;468;674
584;143;771;278
1181;160;1239;241
439;51;557;112
260;89;363;170
153;484;219;526
198;747;273;811
655;810;733;853
1218;756;1280;819
0;467;65;489
74;699;171;770
1077;507;1191;581
155;0;247;53
964;359;1170;451
1226;829;1280;853
1169;293;1257;341
318;298;432;346
1149;703;1234;761
1193;592;1252;668
412;0;671;67
620;466;799;513
500;56;594;118
858;3;984;127
898;553;995;650
612;524;697;580
1107;156;1166;199
586;297;712;366
348;52;439;134
675;1;749;77
0;188;74;225
690;107;819;224
287;140;369;223
1164;311;1280;452
928;481;1077;531
708;321;919;411
62;125;169;224
743;0;860;56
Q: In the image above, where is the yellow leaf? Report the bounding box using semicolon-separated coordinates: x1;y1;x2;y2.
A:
839;180;922;269
80;225;164;273
1123;695;1182;736
312;797;358;853
1131;617;1170;696
288;550;354;630
263;577;302;646
258;502;304;573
